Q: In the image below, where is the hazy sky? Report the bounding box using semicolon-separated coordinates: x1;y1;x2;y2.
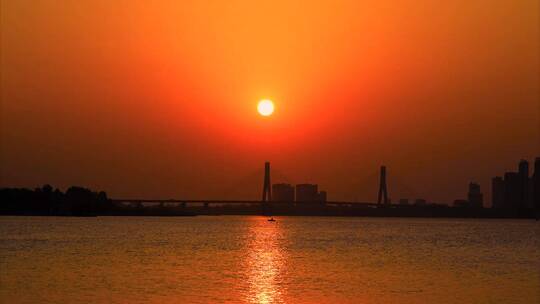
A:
1;0;539;204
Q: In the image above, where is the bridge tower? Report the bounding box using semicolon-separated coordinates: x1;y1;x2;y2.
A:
377;165;389;205
262;161;272;202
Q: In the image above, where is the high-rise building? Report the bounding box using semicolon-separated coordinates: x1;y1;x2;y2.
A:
519;159;529;175
491;158;540;213
491;176;504;209
467;182;483;208
295;184;319;202
318;191;327;203
272;183;294;202
518;160;529;209
533;157;540;212
527;177;534;209
503;172;520;209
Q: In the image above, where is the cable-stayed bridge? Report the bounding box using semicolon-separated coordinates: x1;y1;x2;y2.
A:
112;162;420;208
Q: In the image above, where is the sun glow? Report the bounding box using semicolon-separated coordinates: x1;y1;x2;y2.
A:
257;99;274;116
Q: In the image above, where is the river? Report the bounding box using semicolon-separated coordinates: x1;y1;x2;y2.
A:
1;216;538;303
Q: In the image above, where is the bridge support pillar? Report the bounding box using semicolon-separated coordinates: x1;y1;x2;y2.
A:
377;166;389;205
262;161;272;202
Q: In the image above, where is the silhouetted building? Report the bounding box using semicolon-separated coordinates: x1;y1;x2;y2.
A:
491;176;504;209
318;191;327;203
518;159;529;209
453;199;468;207
527;178;534;209
533;157;540;212
272;183;294;202
467;182;483;208
414;199;426;206
503;172;520;209
295;184;318;202
296;184;318;202
491;158;540;212
399;198;409;205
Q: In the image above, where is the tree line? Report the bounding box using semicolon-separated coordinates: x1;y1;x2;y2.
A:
0;185;113;216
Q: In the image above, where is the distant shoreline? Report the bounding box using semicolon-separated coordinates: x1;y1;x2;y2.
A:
2;186;538;219
1;206;537;219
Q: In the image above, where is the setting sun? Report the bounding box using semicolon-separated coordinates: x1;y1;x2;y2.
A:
257;99;275;116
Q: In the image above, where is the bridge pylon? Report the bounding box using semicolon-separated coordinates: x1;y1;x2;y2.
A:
377;165;389;205
262;162;272;202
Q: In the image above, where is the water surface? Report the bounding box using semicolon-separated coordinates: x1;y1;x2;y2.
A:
1;216;539;303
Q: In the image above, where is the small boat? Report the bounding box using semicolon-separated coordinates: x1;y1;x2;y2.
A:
268;217;276;222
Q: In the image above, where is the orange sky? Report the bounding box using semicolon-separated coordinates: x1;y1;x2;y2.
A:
1;0;539;204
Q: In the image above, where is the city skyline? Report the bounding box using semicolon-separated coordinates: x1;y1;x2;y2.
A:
3;156;539;219
2;157;539;210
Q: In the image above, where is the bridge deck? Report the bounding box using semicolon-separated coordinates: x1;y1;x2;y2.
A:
111;199;381;206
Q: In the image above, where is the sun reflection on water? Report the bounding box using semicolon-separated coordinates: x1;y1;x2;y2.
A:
243;217;287;304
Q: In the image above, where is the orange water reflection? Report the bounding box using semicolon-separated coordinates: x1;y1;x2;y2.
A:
243;217;288;304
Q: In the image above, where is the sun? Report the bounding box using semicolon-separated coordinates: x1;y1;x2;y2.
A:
257;99;274;116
